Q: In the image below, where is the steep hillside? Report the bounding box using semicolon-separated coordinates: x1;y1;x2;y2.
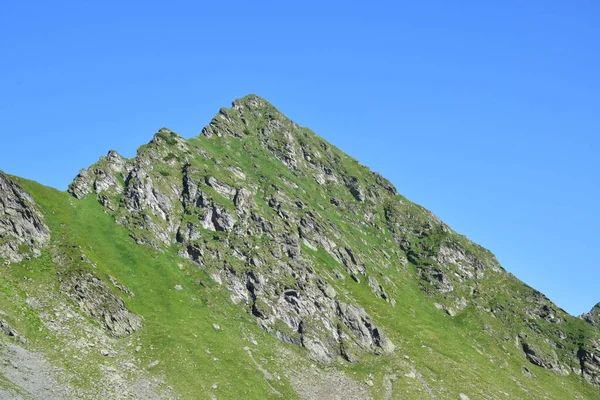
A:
0;95;598;399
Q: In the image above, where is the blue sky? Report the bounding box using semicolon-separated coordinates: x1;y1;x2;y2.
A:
1;1;598;315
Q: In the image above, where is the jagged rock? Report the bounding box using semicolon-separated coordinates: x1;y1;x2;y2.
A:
371;172;398;196
521;342;568;375
368;275;389;301
120;166;177;245
151;128;188;151
0;319;27;344
298;213;337;255
205;176;236;199
234;187;253;214
181;164;200;208
122;168;172;219
68;150;127;199
0;172;50;263
419;265;454;293
218;247;394;364
93;169;121;194
211;205;236;232
69;169;93;199
106;149;126;168
346;177;365;202
436;243;486;280
524;290;561;323
582;303;600;327
61;271;142;338
277;231;301;259
336;302;395;354
578;348;600;386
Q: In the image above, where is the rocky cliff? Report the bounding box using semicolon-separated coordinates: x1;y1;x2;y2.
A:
0;171;49;263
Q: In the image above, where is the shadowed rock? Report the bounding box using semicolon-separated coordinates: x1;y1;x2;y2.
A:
0;172;49;263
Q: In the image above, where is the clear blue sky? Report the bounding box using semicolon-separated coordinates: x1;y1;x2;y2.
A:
1;1;598;315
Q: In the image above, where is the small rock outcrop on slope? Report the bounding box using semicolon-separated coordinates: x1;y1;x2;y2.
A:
0;171;49;263
578;346;600;386
584;303;600;327
61;270;142;338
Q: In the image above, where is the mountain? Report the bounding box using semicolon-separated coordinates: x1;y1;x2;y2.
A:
0;94;598;399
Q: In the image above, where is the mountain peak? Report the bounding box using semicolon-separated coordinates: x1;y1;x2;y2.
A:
5;97;600;397
232;93;269;108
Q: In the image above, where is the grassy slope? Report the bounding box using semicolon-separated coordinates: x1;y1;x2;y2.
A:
3;178;301;399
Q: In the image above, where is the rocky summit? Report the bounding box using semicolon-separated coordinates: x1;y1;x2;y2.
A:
0;95;598;399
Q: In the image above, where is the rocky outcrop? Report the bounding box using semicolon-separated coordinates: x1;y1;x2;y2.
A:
0;172;49;263
521;342;568;375
583;303;600;327
205;176;236;200
61;271;142;338
436;242;486;280
418;265;454;293
367;275;389;301
68;169;94;199
346;177;365;202
0;318;26;344
220;258;394;364
578;347;600;386
68;150;127;200
336;302;395;354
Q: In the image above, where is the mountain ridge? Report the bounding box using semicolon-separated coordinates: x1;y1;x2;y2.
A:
0;94;598;399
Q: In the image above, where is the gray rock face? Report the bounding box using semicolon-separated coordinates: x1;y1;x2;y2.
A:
436;243;486;280
583;303;600;327
68;150;127;200
578;347;600;386
211;205;236;232
69;169;94;199
419;265;454;293
0;172;49;263
119;166;179;246
61;271;142;338
336;302;395;354
521;342;568;376
0;318;27;344
221;257;394;364
234;187;253;214
368;275;389;301
205;176;236;199
346;177;365;202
